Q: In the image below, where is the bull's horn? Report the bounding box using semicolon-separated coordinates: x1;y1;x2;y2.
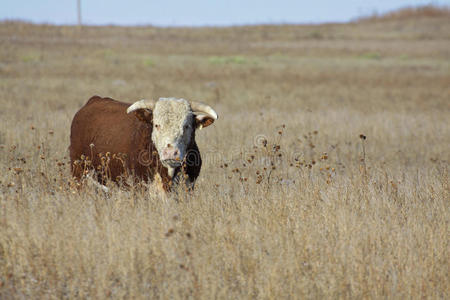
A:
190;101;218;120
127;99;156;114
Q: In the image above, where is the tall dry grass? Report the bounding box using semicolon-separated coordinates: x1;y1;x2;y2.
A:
0;8;449;299
357;5;450;22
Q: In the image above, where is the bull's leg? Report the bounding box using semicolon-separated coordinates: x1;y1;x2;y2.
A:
172;168;195;191
86;174;110;193
71;160;84;181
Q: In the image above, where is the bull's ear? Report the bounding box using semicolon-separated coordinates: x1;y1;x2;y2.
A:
133;109;152;124
127;99;155;124
195;114;215;129
190;101;218;129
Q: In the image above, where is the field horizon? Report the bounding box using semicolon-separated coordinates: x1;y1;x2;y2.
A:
0;6;449;299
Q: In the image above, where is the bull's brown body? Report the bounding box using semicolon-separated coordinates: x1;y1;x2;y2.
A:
69;96;201;191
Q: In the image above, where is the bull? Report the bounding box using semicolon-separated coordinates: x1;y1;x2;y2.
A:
69;95;218;191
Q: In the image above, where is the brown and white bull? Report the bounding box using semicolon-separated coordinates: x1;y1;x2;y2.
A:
69;95;218;191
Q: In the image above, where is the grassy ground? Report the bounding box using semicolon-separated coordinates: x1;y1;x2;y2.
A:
0;7;449;299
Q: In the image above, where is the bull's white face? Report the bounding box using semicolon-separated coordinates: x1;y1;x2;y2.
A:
151;98;194;169
127;97;217;178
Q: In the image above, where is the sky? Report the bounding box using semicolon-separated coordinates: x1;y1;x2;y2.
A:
1;0;449;26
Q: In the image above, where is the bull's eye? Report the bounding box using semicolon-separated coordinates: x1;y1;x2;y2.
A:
155;124;160;130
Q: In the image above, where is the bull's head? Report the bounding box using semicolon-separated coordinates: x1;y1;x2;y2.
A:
127;97;217;176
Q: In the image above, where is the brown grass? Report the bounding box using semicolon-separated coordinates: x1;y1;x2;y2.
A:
0;9;449;299
358;5;450;22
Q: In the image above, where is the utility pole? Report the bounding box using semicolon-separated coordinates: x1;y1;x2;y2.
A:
77;0;82;26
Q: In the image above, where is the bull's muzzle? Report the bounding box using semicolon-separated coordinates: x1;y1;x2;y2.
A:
160;146;182;167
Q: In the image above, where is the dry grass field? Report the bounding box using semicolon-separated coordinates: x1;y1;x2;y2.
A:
0;6;449;299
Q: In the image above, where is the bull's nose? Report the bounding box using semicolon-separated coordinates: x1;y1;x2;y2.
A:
160;147;180;161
